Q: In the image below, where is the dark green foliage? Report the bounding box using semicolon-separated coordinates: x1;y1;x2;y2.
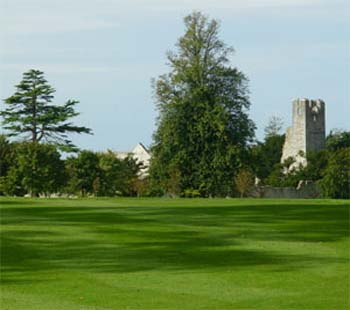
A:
131;178;151;197
266;158;303;188
264;116;283;138
1;137;24;196
1;143;141;197
252;134;285;181
150;12;255;197
320;148;350;199
250;116;285;183
0;69;92;152
120;156;143;196
0;135;16;178
98;151;141;197
300;150;329;181
65;151;100;196
326;130;350;152
65;150;141;197
265;142;349;199
97;151;123;196
1;142;66;196
265;149;329;188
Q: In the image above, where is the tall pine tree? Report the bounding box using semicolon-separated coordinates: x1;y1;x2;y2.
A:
1;69;92;151
150;12;255;197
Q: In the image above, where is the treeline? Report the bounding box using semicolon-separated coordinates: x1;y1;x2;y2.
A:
1;130;348;198
250;130;350;199
0;137;145;197
1;12;349;199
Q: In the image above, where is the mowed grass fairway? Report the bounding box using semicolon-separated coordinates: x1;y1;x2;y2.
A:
1;198;349;309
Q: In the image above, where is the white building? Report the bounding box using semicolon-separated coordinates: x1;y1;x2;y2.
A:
115;143;151;178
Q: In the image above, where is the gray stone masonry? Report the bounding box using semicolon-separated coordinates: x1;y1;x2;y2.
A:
281;98;325;168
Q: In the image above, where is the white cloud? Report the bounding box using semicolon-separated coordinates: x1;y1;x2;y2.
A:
129;0;323;11
0;4;119;35
0;63;120;74
0;0;329;35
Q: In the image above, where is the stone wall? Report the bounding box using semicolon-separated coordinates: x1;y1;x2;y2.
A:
251;181;321;199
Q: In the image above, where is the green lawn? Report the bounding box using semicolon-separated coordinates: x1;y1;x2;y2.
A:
1;198;349;309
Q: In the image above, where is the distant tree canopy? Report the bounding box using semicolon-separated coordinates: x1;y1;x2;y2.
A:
319;147;350;199
264;116;283;138
0;142;66;196
251;134;285;182
64;150;142;197
0;69;92;152
0;134;15;178
326;129;350;152
0;136;143;197
0;21;348;199
262;129;350;198
150;12;255;197
0;70;147;197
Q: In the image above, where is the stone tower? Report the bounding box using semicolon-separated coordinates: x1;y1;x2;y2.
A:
281;98;325;168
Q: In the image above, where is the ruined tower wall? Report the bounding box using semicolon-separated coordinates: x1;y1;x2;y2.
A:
291;98;307;156
305;100;326;152
281;98;325;168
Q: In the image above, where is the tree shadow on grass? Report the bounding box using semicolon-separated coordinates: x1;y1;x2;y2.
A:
1;201;349;284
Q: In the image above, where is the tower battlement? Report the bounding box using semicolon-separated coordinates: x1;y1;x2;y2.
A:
281;98;326;168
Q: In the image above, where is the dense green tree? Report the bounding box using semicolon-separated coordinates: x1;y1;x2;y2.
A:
65;151;100;196
265;146;346;192
97;151;123;196
252;134;285;181
265;157;304;188
1;142;66;196
319;148;350;199
65;150;141;197
0;135;17;195
0;135;15;177
252;116;285;182
264;116;283;138
299;150;328;181
0;69;92;152
265;149;329;188
326;130;350;152
98;151;141;196
150;12;255;197
121;156;143;196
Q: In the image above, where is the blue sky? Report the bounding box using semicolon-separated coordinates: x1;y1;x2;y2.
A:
1;0;349;152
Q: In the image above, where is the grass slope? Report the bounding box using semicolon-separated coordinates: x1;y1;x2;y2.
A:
1;198;349;309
